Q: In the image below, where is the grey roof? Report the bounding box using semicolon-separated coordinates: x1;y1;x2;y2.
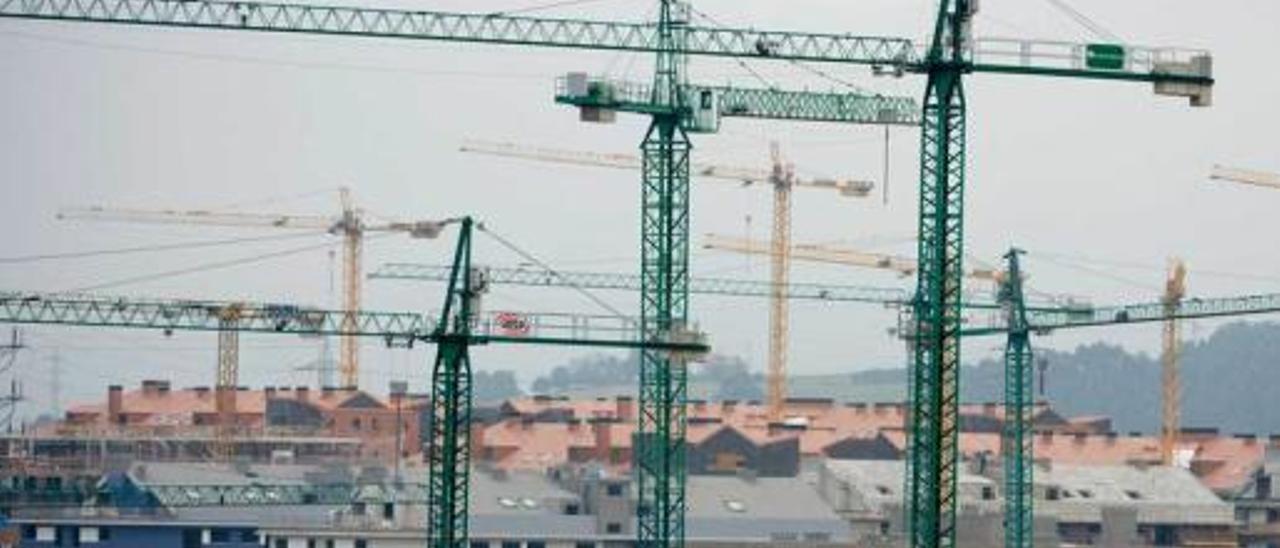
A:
1038;464;1234;525
821;459;995;511
469;468;597;538
685;476;852;541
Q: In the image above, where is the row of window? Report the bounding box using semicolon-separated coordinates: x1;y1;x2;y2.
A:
269;539;366;548
469;543;596;548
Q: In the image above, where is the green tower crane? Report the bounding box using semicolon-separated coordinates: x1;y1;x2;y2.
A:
0;217;711;547
958;251;1280;548
999;249;1034;547
0;1;1215;546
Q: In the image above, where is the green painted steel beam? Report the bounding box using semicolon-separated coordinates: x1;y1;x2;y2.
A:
373;263;1090;314
960;292;1280;338
0;291;708;354
0;292;427;340
0;0;915;66
373;263;911;305
1000;249;1034;548
0;0;1214;91
909;2;969;546
971;64;1213;85
553;76;921;126
427;218;475;547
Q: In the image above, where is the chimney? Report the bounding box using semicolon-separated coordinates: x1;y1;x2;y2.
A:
848;402;868;415
592;418;613;462
615;396;635;422
1040;431;1054;445
1105;432;1118;445
264;386;277;399
983;402;998;416
140;379;168;397
1073;432;1087;445
107;385;124;422
1270;434;1280;448
722;400;738;416
470;424;487;458
389;381;408;408
297;386;310;402
1235;434;1259;446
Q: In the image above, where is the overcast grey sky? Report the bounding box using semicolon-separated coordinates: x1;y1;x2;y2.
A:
1;0;1277;417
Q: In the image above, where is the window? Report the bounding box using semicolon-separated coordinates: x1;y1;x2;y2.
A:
1268;509;1280;523
469;543;490;548
354;539;368;548
565;503;580;515
371;418;379;431
210;529;232;543
575;543;596;548
981;486;995;500
308;540;317;548
606;484;624;497
1046;487;1060;501
528;542;546;548
326;540;335;548
99;528;111;541
239;529;258;543
352;418;362;430
383;502;395;520
501;542;520;548
1124;490;1143;500
606;522;623;534
274;539;288;548
22;525;35;540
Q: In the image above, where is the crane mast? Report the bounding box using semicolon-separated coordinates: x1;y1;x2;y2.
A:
338;188;363;388
57;189;439;390
766;144;794;423
0;0;1216;545
1160;259;1187;465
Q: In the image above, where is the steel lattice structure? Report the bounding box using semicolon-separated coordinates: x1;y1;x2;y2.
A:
0;0;1217;545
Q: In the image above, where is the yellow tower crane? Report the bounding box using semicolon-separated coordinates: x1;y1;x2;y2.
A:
1210;165;1280;190
58;188;443;389
458;140;874;422
1160;259;1187;466
703;235;1005;284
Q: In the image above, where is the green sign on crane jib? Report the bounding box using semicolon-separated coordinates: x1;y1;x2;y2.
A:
1085;44;1126;70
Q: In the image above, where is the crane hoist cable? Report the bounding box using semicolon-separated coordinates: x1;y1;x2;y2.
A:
0;231;325;265
477;223;633;322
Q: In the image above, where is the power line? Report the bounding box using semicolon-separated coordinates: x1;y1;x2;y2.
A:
486;0;615;17
0;232;326;264
476;223;631;322
1041;0;1122;43
62;239;340;293
2;30;553;80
